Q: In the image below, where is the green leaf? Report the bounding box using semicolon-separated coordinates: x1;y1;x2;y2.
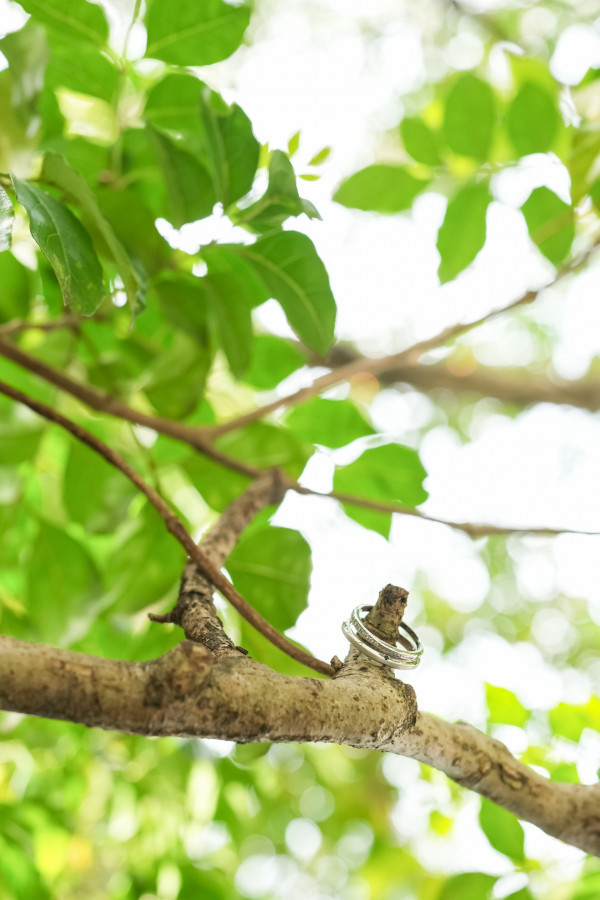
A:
443;73;495;160
549;697;600;742
502;890;534;900
506;82;560;157
235;150;321;231
0;186;14;251
203;244;269;308
153;272;211;344
27;521;102;643
11;176;105;315
105;503;185;613
241;231;336;354
334;444;428;509
217;423;311;479
333;164;430;213
199;90;260;206
343;505;392;540
286;398;375;448
16;0;109;46
486;684;530;727
521;187;574;265
438;873;497;900
144;73;205;142
288;131;301;156
147;127;216;226
549;762;579;783
63;440;137;534
478;798;525;861
573;871;600;900
0;22;49;111
0;407;43;465
242;335;305;390
145;0;251;66
227;526;311;631
203;271;254;378
400;117;441;166
41;152;141;312
96;188;168;275
144;332;213;420
308;146;331;166
437;180;490;282
0;252;31;321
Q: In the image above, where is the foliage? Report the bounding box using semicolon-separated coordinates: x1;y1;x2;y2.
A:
0;0;599;897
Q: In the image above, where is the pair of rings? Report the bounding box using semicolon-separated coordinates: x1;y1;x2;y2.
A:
342;605;423;669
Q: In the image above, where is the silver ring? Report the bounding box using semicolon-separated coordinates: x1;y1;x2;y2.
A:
342;605;423;669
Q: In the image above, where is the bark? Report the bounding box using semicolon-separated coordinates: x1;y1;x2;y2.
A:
1;635;599;856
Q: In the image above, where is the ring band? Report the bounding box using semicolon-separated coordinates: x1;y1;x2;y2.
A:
342;605;423;669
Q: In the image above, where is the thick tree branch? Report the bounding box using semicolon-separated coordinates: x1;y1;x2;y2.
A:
0;338;595;537
151;470;286;657
324;351;600;413
1;633;598;856
0;378;334;676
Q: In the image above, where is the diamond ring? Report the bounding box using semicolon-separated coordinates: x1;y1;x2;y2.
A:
342;604;423;669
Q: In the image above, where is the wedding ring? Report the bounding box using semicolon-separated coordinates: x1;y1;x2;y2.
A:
342;604;423;669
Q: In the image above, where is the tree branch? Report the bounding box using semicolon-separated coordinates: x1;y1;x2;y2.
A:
1;633;598;856
206;248;597;438
324;351;600;413
150;470;286;656
0;337;596;537
0;315;82;338
0;378;334;676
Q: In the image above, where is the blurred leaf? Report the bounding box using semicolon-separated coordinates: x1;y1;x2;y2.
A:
0;408;43;464
45;34;118;102
0;22;49;111
41;152;141;312
334;444;428;508
200;91;259;206
479;798;525;861
400;117;441;166
96;188;168;275
343;505;391;539
486;684;530;727
437;180;490;283
241;231;336;354
334;164;430;213
0;187;14;250
11;176;105;315
504;890;534;900
438;873;497;900
105;503;185;613
145;0;251;65
521;187;574;265
217;423;311;479
506;82;560;157
0;252;30;321
443;73;495;160
228;526;311;631
153;271;211;344
144;73;205;143
17;0;109;46
550;762;579;783
144;332;212;419
242;335;305;390
308;146;331;166
235;150;320;230
63;440;137;534
549;697;600;742
203;271;254;378
147;127;216;226
203;244;269;308
286;398;374;448
288;131;301;156
573;871;600;900
27;521;102;643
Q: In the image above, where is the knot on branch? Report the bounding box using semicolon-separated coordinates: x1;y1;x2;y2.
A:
144;641;212;707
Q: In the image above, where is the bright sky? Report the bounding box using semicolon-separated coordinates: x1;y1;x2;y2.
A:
2;0;600;881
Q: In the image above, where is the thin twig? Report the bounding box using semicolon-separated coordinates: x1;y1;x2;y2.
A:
0;316;82;338
206;246;599;438
0;378;334;677
0;338;595;536
151;471;287;656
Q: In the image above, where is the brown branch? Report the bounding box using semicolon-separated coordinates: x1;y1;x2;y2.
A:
1;632;598;856
0;378;334;677
151;470;287;656
0;315;82;338
0;337;255;477
207;247;598;438
322;347;600;413
1;335;597;537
